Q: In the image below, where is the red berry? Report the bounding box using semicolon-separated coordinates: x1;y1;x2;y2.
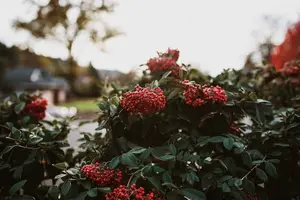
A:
120;85;166;114
81;163;122;187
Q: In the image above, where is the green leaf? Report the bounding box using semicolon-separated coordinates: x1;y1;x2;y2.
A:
53;162;67;170
157;154;175;161
11;127;22;140
169;144;177;155
167;88;181;100
61;181;71;196
54;174;67;180
209;136;226;143
9;180;27;195
47;186;60;199
1;145;17;157
162;171;173;183
242;179;255;195
255;168;268;182
87;188;98;197
181;188;206;200
22;116;30;124
140;148;152;161
14;102;25;114
201;173;214;190
147;176;161;190
265;161;278;178
13;166;23;180
75;192;87;200
109;156;120;169
233;179;243;187
84;134;91;142
121;153;138;167
221;183;231;193
223;138;234;150
128;147;146;154
218;175;232;182
242;152;252;168
28;135;43;145
98;187;111;193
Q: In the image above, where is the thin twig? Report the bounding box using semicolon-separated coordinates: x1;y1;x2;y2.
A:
241;156;267;180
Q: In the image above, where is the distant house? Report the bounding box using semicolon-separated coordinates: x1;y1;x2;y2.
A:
1;67;69;105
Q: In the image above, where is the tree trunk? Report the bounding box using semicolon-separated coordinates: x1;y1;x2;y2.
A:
67;41;77;95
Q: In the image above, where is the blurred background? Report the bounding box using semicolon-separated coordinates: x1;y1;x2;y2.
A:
0;0;299;116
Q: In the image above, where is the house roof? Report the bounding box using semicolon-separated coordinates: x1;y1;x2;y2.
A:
1;67;69;91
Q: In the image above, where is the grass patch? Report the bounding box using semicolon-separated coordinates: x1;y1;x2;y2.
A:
59;99;98;113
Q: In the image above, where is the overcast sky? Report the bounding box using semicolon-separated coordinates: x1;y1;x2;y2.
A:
0;0;300;75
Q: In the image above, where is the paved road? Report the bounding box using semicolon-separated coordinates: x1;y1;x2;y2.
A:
67;120;98;150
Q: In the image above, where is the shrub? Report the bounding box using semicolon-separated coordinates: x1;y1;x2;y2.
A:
0;93;72;199
48;49;279;200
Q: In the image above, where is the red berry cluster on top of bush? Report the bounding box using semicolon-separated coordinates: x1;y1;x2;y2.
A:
182;80;227;107
105;184;164;200
120;85;166;114
146;48;182;77
271;21;300;70
161;48;180;61
279;60;300;76
81;162;122;186
23;96;48;120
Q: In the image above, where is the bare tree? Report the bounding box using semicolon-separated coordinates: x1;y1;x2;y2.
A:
14;0;122;87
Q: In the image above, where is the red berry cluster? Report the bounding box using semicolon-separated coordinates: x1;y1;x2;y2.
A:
23;96;48;120
81;162;122;186
161;48;180;61
120;85;166;114
105;184;163;200
271;21;300;70
182;80;227;107
146;48;181;77
279;60;300;75
202;85;228;102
